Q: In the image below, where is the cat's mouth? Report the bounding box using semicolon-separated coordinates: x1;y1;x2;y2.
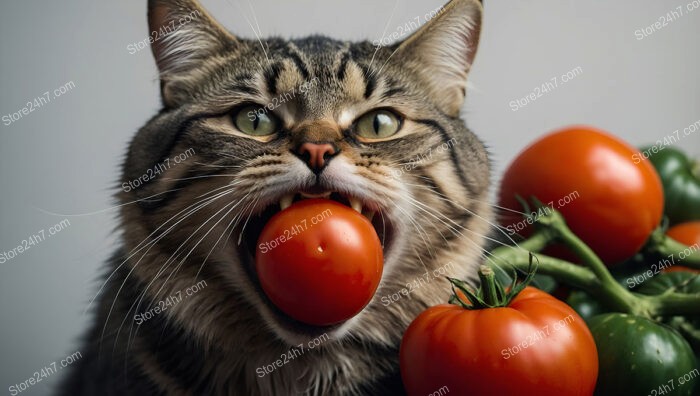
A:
237;189;395;336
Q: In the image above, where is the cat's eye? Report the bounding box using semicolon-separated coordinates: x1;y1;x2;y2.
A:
233;105;279;136
354;109;402;140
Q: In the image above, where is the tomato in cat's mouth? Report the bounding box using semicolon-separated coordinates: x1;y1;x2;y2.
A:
238;190;395;334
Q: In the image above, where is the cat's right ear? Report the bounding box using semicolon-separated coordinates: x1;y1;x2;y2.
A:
148;0;238;106
395;0;482;116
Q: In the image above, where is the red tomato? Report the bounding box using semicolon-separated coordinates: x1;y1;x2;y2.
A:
664;221;700;273
400;287;598;396
255;199;383;326
498;126;664;264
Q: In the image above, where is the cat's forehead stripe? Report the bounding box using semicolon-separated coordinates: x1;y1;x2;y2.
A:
263;62;284;95
283;42;311;80
336;50;351;80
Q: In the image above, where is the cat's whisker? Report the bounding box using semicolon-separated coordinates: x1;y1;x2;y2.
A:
223;0;270;66
396;191;459;247
125;182;243;256
399;194;512;281
127;194;247;320
32;186;187;218
121;196;246;353
128;194;261;355
130;188;255;314
372;44;402;80
159;173;240;183
236;196;261;246
125;196;251;353
393;205;439;268
192;161;245;169
401;196;466;241
195;195;259;280
190;194;259;283
402;193;519;254
245;0;265;50
463;195;530;216
404;179;524;249
97;187;237;348
367;0;401;71
87;186;238;315
401;192;534;279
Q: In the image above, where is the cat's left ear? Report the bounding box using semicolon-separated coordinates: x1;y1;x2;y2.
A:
148;0;238;105
396;0;482;116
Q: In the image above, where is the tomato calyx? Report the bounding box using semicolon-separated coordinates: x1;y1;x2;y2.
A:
449;255;538;309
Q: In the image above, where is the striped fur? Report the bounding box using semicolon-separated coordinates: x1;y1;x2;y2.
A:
59;0;490;394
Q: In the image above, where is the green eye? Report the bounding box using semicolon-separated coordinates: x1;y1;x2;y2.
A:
233;106;278;136
355;109;401;139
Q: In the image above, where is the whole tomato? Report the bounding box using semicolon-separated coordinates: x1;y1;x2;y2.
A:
400;268;598;396
255;199;383;326
589;313;697;396
499;126;664;264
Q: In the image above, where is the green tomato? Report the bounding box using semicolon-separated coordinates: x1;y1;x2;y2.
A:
640;146;700;224
638;272;700;356
589;313;697;396
566;290;607;323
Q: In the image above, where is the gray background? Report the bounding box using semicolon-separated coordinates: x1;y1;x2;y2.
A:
1;0;698;394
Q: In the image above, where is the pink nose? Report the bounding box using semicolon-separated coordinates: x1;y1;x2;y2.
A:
297;142;336;172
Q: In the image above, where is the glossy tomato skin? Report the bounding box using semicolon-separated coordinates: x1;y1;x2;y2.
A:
400;287;598;396
255;199;382;326
498;126;664;265
589;313;697;396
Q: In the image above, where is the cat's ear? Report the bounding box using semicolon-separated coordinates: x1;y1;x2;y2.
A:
396;0;482;116
148;0;238;101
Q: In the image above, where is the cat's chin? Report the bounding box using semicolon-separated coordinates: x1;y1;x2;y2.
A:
236;190;396;341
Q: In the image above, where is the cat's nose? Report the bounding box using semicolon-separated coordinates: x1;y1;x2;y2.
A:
295;142;338;173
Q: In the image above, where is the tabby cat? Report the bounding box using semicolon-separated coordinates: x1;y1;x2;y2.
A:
58;0;490;394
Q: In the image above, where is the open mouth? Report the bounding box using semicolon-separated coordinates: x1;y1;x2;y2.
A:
237;189;395;336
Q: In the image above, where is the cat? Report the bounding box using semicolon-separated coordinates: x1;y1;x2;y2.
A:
58;0;489;394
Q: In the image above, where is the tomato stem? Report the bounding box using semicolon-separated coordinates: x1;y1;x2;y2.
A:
487;248;596;289
544;212;645;314
479;266;501;306
646;293;700;316
646;228;700;269
487;200;700;318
